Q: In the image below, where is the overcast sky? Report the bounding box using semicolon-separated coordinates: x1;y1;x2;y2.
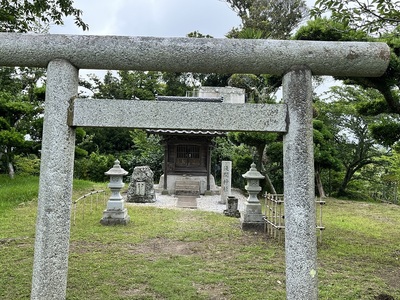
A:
50;0;316;38
50;0;241;37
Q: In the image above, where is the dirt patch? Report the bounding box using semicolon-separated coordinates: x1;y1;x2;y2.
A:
128;237;204;257
375;294;395;300
376;265;400;290
118;284;165;299
69;240;110;254
0;237;31;244
193;282;230;300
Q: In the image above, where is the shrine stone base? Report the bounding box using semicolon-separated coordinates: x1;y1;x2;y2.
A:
158;174;219;195
100;208;130;225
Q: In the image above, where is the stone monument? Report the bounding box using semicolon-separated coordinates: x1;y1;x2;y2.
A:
219;160;232;204
127;165;155;203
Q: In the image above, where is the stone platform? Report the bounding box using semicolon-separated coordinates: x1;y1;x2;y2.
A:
158;174;219;195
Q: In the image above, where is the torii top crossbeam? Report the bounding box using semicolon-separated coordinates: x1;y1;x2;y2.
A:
0;33;390;76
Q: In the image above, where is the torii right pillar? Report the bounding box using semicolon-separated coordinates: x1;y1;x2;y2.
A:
283;66;317;299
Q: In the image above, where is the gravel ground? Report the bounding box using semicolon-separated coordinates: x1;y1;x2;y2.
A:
125;188;247;214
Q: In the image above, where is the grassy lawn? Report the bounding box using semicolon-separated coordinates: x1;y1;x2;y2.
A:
0;175;399;299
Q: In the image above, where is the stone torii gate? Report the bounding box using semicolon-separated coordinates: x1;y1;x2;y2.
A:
0;33;389;300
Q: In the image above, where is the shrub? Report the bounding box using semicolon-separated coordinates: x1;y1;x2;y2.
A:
74;152;115;182
14;154;40;176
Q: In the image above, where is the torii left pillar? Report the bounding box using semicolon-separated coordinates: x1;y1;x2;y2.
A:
31;59;78;300
283;66;317;300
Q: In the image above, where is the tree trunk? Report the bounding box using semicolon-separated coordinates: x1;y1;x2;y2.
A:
315;170;326;198
255;144;277;194
337;169;354;197
265;172;277;194
255;144;264;172
8;162;15;179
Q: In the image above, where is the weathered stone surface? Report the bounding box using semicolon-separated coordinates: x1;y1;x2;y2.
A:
100;209;130;225
158;174;218;195
220;161;232;204
127;166;155;203
100;159;130;225
0;33;390;77
223;196;240;218
240;163;265;231
283;66;318;300
71;100;288;132
175;180;200;196
31;59;78;300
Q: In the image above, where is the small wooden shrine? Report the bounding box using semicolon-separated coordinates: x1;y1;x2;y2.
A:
150;96;224;195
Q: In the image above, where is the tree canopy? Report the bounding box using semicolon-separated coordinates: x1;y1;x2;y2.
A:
311;0;400;34
0;0;88;32
295;18;400;146
223;0;308;39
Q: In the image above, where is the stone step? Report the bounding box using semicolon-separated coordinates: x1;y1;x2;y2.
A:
175;180;200;196
176;196;198;209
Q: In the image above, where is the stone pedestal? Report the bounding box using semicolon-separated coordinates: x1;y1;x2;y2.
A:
223;196;240;218
240;163;265;231
100;160;130;225
240;202;264;231
127;166;155;203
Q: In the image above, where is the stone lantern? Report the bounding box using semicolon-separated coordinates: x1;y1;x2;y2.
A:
241;163;265;231
100;159;130;225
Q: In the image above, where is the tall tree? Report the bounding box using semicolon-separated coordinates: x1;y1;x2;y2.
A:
318;86;385;197
229;132;282;193
223;0;308;39
0;0;88;176
313;118;341;197
0;67;45;176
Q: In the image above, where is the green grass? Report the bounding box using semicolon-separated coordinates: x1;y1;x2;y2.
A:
1;177;400;299
0;175;39;214
0;175;105;214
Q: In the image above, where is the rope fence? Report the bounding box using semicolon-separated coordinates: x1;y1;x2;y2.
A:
262;194;326;243
72;190;107;226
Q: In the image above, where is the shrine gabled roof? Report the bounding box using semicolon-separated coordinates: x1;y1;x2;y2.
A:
156;96;223;102
147;129;226;137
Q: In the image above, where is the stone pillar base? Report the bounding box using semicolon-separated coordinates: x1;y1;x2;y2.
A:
100;208;130;225
240;221;264;231
240;201;264;231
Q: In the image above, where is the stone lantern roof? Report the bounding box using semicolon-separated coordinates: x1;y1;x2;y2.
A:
242;163;265;179
104;159;128;176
